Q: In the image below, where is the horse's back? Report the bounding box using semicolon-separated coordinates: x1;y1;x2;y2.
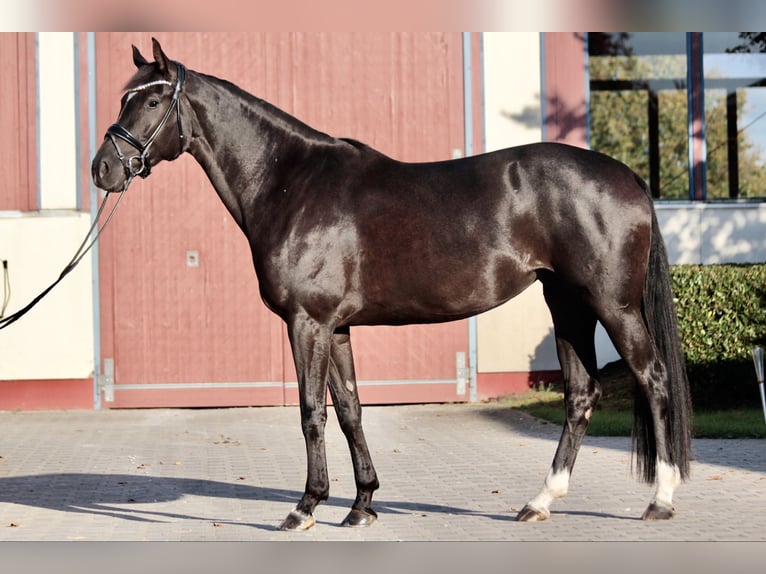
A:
331;142;653;325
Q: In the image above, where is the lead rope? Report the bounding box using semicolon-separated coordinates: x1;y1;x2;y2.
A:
0;190;126;330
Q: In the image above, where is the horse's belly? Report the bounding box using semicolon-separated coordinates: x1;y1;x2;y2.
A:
353;254;537;326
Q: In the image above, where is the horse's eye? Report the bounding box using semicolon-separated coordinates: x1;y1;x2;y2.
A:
148;99;160;109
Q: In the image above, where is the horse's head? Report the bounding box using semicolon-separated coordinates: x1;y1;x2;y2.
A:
91;38;188;192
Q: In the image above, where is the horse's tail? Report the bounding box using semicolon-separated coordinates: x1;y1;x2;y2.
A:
633;204;694;483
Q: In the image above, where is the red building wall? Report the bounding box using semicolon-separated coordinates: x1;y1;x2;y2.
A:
0;33;36;212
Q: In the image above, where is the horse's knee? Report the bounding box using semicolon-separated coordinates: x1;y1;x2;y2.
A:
334;401;362;434
300;408;327;440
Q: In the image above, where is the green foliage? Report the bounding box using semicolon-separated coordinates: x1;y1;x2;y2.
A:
670;264;766;407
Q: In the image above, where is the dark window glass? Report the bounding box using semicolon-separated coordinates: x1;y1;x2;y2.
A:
703;32;766;199
588;32;689;199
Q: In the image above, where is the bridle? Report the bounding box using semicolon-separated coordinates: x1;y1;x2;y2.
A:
105;62;187;191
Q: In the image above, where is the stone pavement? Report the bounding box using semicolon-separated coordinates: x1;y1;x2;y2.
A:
0;402;763;541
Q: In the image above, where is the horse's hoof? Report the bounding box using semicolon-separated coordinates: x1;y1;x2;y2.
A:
278;509;316;531
515;504;550;522
641;502;675;520
341;507;378;527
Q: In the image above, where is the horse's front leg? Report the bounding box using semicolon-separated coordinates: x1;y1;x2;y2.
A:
278;314;333;531
327;326;379;527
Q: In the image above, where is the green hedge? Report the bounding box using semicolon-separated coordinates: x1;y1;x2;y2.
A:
670;264;766;408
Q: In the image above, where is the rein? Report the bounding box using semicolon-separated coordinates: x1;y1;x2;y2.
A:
0;63;187;331
0;191;125;330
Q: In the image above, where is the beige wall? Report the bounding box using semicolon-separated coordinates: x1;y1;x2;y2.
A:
478;33;560;374
38;32;78;210
0;33;94;381
0;212;94;380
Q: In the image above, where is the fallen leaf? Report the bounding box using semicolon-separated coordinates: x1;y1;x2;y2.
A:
491;489;503;494
509;507;519;512
8;522;19;528
709;475;724;481
238;476;246;481
393;449;401;453
212;522;223;527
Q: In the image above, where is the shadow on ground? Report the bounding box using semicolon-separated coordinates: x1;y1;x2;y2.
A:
0;473;533;529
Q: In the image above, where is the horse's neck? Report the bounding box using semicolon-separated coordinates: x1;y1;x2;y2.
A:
183;71;331;230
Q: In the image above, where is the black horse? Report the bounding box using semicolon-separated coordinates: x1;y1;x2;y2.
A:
92;39;693;530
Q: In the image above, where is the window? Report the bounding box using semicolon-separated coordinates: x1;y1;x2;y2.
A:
588;32;766;200
703;33;766;199
588;33;689;199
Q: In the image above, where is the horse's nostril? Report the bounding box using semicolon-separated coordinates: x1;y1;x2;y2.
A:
99;160;110;179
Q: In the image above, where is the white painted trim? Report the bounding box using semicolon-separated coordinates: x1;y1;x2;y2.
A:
656;200;766;264
37;32;78;210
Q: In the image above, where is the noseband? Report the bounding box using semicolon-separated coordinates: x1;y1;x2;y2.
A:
105;62;187;190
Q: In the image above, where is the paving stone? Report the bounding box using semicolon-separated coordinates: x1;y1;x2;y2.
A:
0;403;763;540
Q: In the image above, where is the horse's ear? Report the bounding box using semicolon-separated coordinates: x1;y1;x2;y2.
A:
151;37;171;75
132;45;149;69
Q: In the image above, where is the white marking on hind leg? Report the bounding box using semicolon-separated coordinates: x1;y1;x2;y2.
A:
524;468;570;517
651;460;681;508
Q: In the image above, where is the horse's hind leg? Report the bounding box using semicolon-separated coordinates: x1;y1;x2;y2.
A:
517;279;601;521
598;309;681;520
326;326;380;527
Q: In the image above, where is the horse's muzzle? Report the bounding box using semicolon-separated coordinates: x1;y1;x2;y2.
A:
91;145;129;193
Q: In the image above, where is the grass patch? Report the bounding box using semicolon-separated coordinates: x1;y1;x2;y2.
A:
499;362;766;439
505;393;635;437
691;409;766;438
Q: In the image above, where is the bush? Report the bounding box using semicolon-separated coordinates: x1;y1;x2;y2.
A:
670;264;766;408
